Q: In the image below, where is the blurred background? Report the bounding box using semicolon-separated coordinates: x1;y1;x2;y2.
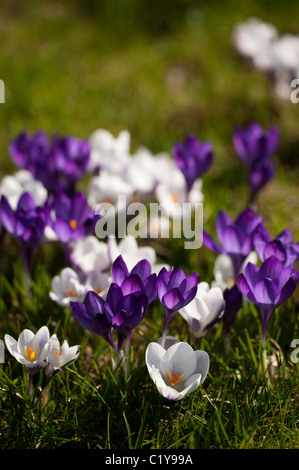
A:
0;0;299;234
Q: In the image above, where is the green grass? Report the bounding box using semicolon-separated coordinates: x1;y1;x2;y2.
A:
0;0;299;450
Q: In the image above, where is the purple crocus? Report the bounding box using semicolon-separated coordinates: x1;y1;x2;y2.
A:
70;290;116;350
253;224;299;269
157;266;198;346
9;131;90;196
233;122;279;201
112;255;158;304
222;285;243;340
0;192;49;296
237;256;297;344
203;208;263;279
173;135;213;192
50;192;99;245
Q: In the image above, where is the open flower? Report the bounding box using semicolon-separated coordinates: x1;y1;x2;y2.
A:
179;282;225;339
50;192;99;244
49;267;87;306
237;256;297;343
4;326;51;373
45;334;80;377
145;341;209;401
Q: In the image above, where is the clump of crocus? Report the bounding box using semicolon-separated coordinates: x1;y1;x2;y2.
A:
203;207;262;279
179;282;225;342
157;266;198;347
145;340;209;401
9;130;90;196
233;122;279;202
0;192;49;296
173;134;213;193
237;256;297;344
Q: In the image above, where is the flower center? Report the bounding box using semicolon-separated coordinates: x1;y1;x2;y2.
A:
67;289;75;297
69;219;77;230
168;369;185;387
171;193;179;203
24;346;38;362
54;349;64;358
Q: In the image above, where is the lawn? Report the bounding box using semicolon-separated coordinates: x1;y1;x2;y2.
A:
0;0;298;451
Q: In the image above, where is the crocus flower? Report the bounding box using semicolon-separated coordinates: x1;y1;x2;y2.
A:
173;134;213;192
222;285;243;340
45;334;80;378
103;278;149;339
87;169;134;211
237;256;298;344
145;341;209;401
157;267;198;346
203;208;262;279
4;326;51;373
51;134;90;193
233;122;279;201
0;192;49;295
49;267;87;306
70;290;117;350
88;128;131;174
69;235;111;275
50;192;99;245
179;282;225;339
108;235;158;272
9;131;90;196
0;169;48;211
253;224;299;268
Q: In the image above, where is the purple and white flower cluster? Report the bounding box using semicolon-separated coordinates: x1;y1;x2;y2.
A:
0;121;298;402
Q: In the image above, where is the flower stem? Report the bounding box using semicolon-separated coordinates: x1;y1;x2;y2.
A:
21;246;32;300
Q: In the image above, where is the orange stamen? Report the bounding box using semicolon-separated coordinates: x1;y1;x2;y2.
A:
168;369;185;387
69;219;77;230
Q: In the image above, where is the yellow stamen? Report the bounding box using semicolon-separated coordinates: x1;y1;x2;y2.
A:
168;369;185;387
69;219;77;230
171;193;179;203
227;278;235;288
24;346;38;362
67;289;75;297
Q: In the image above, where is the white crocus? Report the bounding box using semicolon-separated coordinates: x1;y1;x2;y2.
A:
45;334;80;377
126;147;165;197
108;235;157;271
88;128;131;174
69;235;111;275
84;270;112;298
0;169;48;210
49;267;87;306
211;252;258;292
179;282;225;338
145;341;209;401
4;326;51;371
88;169;134;211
